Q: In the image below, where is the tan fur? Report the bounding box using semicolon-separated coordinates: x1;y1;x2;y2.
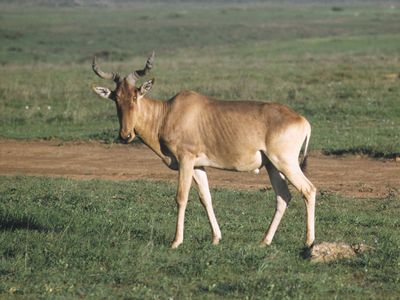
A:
92;56;316;249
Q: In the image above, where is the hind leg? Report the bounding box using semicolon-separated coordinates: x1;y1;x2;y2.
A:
273;158;316;247
261;160;292;246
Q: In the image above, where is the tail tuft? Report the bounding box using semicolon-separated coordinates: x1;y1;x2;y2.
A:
300;155;308;174
300;123;311;174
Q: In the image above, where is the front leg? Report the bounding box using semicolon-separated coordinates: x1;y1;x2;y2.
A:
171;155;195;249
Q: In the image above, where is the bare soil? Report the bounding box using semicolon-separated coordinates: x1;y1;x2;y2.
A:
0;139;398;198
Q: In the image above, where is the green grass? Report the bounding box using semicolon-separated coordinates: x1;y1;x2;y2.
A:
1;3;398;64
0;175;399;298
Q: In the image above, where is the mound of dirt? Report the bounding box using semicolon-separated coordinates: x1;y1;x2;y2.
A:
307;242;373;263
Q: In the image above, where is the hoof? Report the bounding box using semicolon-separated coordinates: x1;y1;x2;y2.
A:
305;240;315;248
259;240;271;248
212;237;221;245
171;241;182;249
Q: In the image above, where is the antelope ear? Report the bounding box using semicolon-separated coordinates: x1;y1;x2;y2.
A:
92;86;113;100
139;78;155;96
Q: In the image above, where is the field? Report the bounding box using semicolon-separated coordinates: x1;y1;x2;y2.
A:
0;1;399;299
1;176;399;298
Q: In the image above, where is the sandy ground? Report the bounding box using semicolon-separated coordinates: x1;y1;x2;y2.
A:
0;139;398;198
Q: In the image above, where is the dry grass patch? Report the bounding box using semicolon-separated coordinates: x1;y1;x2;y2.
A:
307;242;373;263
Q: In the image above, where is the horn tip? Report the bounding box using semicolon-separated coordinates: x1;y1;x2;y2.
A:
149;50;155;61
92;56;97;68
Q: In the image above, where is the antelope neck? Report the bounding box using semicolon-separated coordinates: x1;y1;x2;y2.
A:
134;97;169;159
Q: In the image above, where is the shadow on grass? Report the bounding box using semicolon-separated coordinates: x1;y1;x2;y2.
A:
323;147;399;159
0;215;50;232
300;245;313;260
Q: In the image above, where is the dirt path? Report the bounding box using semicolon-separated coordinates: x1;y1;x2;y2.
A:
0;139;398;198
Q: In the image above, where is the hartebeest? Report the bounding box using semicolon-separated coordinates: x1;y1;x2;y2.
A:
91;52;316;248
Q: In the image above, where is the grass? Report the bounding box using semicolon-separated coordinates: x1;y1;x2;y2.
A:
0;175;399;299
0;2;399;157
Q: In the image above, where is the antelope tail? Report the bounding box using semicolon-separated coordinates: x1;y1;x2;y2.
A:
300;129;311;173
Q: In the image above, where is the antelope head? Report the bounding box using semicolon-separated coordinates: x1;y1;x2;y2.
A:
91;52;155;143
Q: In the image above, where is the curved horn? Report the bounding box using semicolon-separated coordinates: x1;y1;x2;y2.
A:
126;51;155;86
92;56;121;83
